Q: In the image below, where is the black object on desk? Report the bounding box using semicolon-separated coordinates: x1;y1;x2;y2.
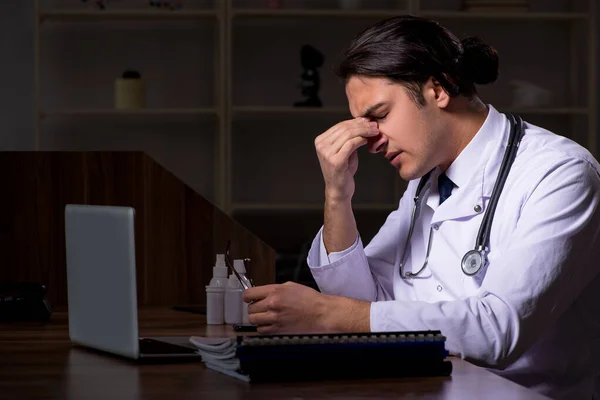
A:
0;282;52;323
237;330;452;382
233;324;258;332
195;329;453;383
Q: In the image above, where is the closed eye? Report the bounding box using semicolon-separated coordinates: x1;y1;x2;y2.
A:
372;113;388;121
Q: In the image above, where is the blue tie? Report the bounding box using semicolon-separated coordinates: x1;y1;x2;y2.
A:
438;173;454;205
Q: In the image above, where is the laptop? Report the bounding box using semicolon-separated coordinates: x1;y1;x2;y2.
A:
65;204;201;361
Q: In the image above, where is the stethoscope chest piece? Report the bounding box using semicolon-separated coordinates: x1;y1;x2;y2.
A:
461;249;486;276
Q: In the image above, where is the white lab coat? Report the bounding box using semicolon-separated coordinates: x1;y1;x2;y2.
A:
307;105;600;400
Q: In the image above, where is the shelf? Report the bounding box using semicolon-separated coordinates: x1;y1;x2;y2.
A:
232;9;588;20
419;11;589;20
231;203;398;212
232;9;410;18
40;108;218;118
39;9;219;21
232;106;587;116
498;107;589;115
41;8;587;21
39;107;585;120
233;106;349;115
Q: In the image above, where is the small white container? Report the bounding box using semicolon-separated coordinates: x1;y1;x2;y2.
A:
233;259;252;289
209;254;229;288
206;286;225;325
205;254;229;325
233;259;251;324
225;274;243;325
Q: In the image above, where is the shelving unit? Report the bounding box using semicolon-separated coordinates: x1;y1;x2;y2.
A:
232;106;350;114
231;9;413;17
35;0;596;258
230;8;590;20
419;11;589;19
35;0;228;206
40;108;218;117
225;0;596;220
231;105;588;116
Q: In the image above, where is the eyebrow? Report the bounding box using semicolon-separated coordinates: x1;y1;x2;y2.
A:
361;102;386;118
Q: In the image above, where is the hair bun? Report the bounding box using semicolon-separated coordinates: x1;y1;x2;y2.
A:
460;36;499;85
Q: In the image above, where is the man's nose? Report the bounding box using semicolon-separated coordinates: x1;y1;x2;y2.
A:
368;133;387;154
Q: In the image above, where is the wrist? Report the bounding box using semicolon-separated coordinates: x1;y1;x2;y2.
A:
319;294;371;333
325;191;352;207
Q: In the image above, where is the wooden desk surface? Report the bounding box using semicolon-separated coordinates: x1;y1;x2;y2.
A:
0;307;550;400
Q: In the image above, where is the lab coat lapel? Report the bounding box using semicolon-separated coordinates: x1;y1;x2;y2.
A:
428;138;502;225
430;179;487;224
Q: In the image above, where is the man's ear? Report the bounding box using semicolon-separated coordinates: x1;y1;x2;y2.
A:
423;77;450;109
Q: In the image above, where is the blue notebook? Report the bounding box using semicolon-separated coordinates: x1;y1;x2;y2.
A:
190;330;452;382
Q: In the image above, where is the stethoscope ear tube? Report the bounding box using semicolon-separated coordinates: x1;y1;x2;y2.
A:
475;114;524;252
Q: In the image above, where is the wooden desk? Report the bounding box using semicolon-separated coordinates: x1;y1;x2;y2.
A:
0;308;550;399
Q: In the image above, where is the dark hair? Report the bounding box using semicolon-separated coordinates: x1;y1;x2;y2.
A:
335;15;499;106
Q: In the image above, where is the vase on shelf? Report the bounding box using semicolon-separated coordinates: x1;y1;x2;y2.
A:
114;70;146;110
509;80;552;108
461;0;529;12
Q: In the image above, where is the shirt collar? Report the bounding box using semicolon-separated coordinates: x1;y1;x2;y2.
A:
444;104;506;195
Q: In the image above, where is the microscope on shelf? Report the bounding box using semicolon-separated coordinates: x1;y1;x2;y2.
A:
294;45;325;107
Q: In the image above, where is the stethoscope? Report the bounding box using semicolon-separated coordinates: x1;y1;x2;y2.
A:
399;113;524;279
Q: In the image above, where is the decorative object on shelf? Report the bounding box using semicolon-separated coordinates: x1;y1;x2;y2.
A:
462;0;529;12
509;80;552;108
339;0;361;9
149;0;184;10
267;0;283;9
294;45;324;108
114;70;146;110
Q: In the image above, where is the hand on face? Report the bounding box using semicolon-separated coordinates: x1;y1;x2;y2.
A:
243;281;330;335
314;118;380;202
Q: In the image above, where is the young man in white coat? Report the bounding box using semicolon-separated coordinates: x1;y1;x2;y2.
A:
243;15;600;399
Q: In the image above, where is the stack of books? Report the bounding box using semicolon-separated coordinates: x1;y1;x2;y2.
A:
462;0;529;12
189;330;453;383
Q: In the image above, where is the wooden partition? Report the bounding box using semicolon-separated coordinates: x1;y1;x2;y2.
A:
0;152;276;307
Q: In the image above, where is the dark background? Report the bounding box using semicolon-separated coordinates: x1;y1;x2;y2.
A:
1;0;596;289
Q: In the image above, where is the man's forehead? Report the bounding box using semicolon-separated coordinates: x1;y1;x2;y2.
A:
347;77;395;117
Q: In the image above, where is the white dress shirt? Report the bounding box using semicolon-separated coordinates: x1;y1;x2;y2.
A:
307;105;600;400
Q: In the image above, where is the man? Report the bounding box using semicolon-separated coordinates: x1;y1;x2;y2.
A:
243;16;600;399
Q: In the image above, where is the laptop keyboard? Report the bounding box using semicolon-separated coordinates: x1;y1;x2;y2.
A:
139;338;198;355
